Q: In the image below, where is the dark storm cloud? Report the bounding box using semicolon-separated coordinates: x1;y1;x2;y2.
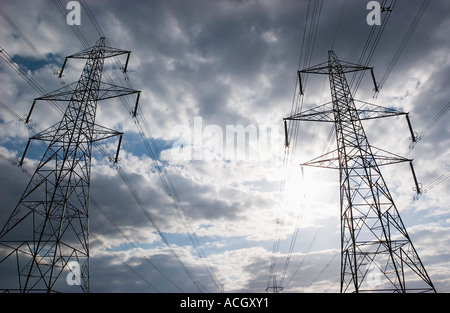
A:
85;0;310;127
0;159;30;223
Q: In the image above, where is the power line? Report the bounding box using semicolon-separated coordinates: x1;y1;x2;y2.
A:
426;170;450;192
331;0;346;50
0;47;66;116
286;50;436;293
91;124;209;292
307;252;339;289
114;162;208;292
268;0;324;291
0;7;65;84
80;0;105;37
349;0;396;96
274;1;346;288
0;99;26;123
91;231;163;292
91;198;185;292
0;99;184;292
48;0;223;291
418;101;450;140
400;169;450;215
378;0;431;90
283;229;320;289
52;0;90;48
0;38;136;292
77;4;222;290
0;151;163;292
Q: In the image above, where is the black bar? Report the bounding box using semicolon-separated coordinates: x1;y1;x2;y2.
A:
25;100;36;124
114;134;123;164
123;52;131;73
370;68;379;93
405;114;417;143
410;161;422;195
283;119;289;147
59;58;68;78
298;71;304;95
19;139;31;167
133;93;141;117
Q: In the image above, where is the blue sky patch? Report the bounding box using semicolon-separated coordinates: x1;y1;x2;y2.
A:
11;53;60;72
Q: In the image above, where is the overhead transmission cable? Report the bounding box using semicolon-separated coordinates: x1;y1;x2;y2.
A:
90;198;185;293
91;137;208;292
0;148;163;292
0;150;163;292
378;0;431;90
79;0;105;37
349;0;396;97
398;100;450;213
307;252;339;291
52;0;89;48
0;99;185;292
280;0;345;292
0;47;66;117
400;169;450;215
0;7;65;84
267;0;323;291
417;100;450;142
281;0;435;292
283;228;320;289
279;0;394;291
0;2;214;292
330;0;346;51
79;3;221;289
88;3;224;289
52;0;222;291
90;230;163;292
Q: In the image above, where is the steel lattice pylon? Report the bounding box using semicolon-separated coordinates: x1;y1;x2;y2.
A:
0;37;140;292
285;51;436;293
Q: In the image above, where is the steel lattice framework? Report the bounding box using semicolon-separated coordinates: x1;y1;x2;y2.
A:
0;37;140;292
285;51;436;293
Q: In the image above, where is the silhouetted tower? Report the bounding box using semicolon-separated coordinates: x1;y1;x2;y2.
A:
0;37;140;292
284;51;435;293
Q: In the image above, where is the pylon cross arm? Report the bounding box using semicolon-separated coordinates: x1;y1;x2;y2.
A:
355;100;406;120
299;60;372;75
284;102;334;122
35;82;140;102
300;146;411;169
66;39;130;60
285;100;406;123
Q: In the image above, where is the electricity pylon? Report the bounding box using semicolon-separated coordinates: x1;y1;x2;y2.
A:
284;50;435;293
0;37;140;292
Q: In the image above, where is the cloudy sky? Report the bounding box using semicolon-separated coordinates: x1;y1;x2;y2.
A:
0;0;449;293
